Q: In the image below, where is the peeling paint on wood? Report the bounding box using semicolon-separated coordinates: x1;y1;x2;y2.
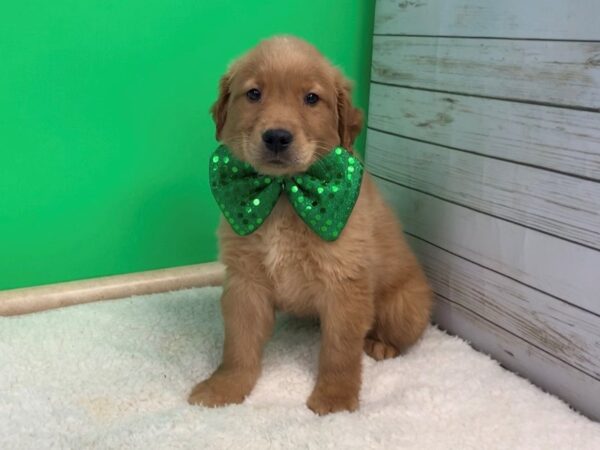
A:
397;1;426;10
585;54;600;68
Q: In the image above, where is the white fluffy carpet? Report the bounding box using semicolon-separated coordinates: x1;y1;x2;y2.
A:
1;287;599;449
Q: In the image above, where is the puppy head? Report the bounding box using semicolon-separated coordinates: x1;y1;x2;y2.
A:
211;36;362;175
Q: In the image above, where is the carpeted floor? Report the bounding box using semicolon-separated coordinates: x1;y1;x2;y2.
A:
1;287;599;449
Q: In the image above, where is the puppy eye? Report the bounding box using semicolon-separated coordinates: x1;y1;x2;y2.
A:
304;92;319;105
246;88;261;102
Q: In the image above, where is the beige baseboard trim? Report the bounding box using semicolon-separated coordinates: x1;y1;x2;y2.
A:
0;262;225;317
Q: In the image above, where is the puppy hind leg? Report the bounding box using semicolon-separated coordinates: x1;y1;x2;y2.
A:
365;276;432;361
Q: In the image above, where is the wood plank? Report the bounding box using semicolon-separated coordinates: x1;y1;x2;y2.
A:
367;129;600;249
371;177;600;316
368;83;600;180
406;235;600;379
375;0;600;40
372;36;600;110
433;297;600;421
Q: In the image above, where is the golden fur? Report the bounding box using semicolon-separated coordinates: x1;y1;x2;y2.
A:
188;36;432;414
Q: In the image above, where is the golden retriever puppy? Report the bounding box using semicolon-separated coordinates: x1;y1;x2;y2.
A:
189;36;432;414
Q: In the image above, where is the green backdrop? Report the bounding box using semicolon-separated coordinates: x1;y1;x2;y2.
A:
0;1;375;290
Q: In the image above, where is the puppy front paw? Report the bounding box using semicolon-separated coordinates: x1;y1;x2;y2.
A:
306;385;359;415
188;375;247;407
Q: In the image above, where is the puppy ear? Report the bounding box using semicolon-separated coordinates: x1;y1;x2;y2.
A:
336;75;363;149
211;73;232;140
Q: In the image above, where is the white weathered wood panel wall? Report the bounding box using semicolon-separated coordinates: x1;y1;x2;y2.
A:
375;0;600;40
367;0;600;420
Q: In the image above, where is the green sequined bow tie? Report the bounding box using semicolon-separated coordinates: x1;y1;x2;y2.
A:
209;145;364;241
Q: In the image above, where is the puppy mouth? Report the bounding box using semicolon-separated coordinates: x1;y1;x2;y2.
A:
258;146;301;171
265;158;286;166
236;141;312;175
259;156;297;175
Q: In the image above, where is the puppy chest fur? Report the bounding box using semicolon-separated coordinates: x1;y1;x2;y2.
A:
220;196;371;316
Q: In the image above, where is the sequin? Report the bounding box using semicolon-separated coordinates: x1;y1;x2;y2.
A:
208;145;363;241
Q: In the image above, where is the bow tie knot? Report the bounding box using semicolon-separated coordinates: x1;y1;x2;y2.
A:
209;145;364;241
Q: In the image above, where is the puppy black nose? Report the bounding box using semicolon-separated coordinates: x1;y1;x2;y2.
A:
262;128;293;153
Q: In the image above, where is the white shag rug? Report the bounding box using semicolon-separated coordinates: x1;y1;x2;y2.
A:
1;287;599;450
